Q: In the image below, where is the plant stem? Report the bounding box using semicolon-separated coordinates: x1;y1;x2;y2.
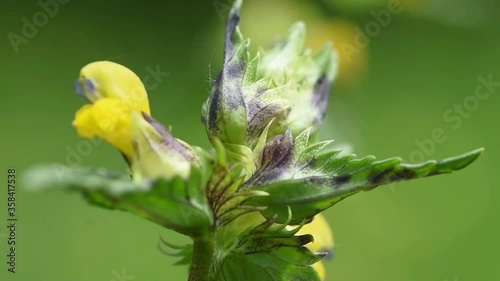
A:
188;234;214;281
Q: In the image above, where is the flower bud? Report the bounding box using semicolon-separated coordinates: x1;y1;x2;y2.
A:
258;23;338;137
203;3;338;152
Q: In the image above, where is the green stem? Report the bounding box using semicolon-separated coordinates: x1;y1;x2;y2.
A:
188;234;214;281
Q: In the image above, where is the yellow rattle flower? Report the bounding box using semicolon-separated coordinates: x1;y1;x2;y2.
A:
72;61;150;157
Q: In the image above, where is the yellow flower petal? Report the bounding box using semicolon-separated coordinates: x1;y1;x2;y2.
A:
79;61;151;114
72;98;137;157
72;61;152;157
308;18;368;86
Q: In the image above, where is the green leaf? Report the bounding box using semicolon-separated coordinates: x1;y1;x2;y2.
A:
244;129;484;223
23;164;213;237
218;253;321;281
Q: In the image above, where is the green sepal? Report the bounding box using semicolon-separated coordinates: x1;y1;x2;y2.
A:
207;140;269;229
157;235;193;265
214;213;323;281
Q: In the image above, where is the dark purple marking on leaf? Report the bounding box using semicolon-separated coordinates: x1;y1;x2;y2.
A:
253;86;270;100
222;61;246;110
311;75;333;125
261;130;294;170
247;169;286;187
245;130;294;185
224;87;245;110
305;176;327;186
207;59;246;130
306;157;316;167
223;1;240;63
207;2;246;130
369;168;394;185
225;59;245;80
332;174;351;187
207;72;223;130
247;102;284;139
389;168;416;182
297;156;318;172
247;100;265;119
141;112;195;161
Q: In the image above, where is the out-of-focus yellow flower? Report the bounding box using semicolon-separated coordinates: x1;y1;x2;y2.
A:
301;214;334;254
313;261;326;281
72;61;150;157
239;0;321;50
308;18;368;86
289;213;334;280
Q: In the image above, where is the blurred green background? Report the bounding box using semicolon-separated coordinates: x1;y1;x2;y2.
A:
1;0;499;280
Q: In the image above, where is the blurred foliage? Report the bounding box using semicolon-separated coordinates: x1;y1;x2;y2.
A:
1;0;499;280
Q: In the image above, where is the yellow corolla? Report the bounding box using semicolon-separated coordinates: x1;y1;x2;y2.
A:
72;61;150;157
295;214;335;280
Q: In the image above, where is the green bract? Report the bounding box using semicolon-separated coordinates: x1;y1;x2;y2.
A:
130;112;200;182
24;1;483;281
